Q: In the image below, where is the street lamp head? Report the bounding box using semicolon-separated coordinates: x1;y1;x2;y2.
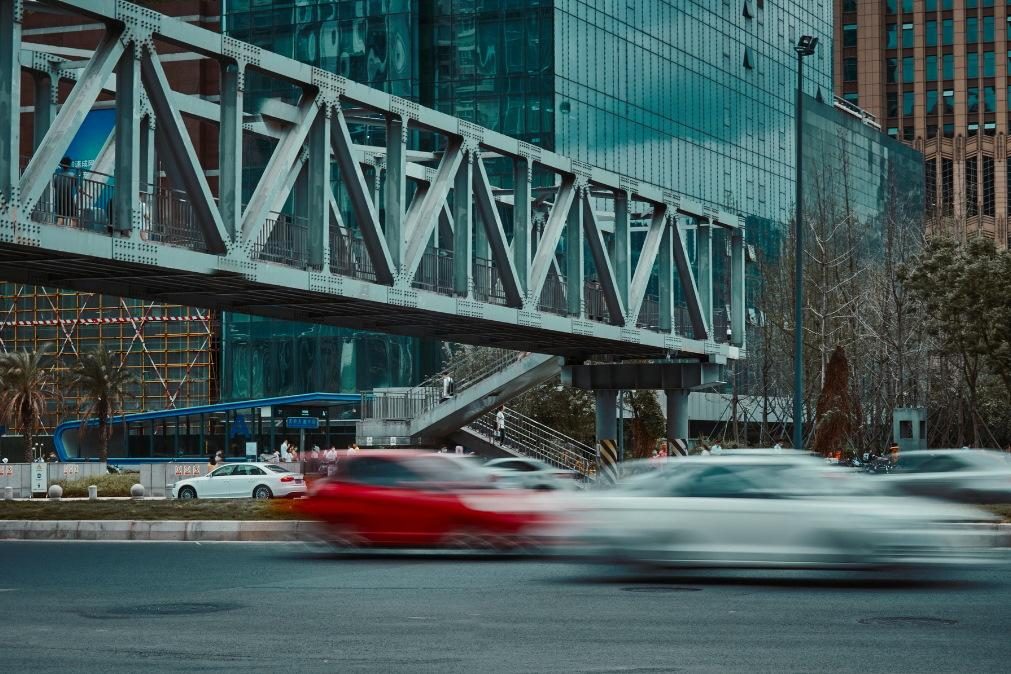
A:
795;35;818;56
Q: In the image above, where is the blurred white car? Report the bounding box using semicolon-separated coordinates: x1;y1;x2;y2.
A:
880;450;1011;503
569;456;1002;569
483;457;582;490
172;462;306;500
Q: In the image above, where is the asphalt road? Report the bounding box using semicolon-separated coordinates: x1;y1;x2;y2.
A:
2;542;1009;673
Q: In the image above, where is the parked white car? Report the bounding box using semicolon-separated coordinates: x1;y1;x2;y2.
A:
568;456;1002;569
172;462;306;500
483;457;582;490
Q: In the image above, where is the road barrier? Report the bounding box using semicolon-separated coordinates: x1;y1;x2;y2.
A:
0;463;107;498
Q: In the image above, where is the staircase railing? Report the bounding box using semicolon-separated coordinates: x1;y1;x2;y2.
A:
361;347;522;420
466;407;598;480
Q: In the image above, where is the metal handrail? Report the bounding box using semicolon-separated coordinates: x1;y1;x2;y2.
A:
467;407;597;479
362;347;520;420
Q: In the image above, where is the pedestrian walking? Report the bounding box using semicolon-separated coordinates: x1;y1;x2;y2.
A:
441;373;455;401
495;406;506;444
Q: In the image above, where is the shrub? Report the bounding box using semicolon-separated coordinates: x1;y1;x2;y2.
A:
53;473;138;497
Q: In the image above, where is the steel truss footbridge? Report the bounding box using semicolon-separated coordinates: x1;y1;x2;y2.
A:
0;0;745;362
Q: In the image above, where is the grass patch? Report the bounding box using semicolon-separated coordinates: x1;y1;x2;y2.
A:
53;473;140;498
0;499;303;521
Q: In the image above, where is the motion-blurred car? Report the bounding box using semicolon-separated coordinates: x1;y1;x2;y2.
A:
569;456;1002;569
483;457;582;490
295;450;558;549
880;449;1011;503
172;463;306;500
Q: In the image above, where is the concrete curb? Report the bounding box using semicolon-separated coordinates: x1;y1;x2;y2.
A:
0;520;321;541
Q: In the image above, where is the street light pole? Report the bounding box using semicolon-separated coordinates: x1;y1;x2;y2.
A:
793;35;818;451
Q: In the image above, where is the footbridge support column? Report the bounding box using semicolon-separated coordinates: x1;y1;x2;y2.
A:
594;390;618;482
665;390;689;455
564;360;724;461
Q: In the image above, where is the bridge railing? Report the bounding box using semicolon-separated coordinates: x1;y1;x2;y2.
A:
362;347;521;421
253;213;312;269
330;227;378;283
467;407;598;480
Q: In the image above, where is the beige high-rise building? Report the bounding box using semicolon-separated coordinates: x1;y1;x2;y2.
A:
835;0;1010;248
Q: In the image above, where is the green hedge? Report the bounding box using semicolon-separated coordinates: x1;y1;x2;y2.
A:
53;473;139;497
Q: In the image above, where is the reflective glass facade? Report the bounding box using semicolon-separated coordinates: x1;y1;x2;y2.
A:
551;1;833;224
803;95;925;248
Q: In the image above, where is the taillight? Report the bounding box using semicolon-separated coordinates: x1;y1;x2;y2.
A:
280;476;295;483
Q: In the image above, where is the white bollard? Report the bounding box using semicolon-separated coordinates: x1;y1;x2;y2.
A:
130;483;145;499
47;484;63;500
4;486;12;500
88;485;98;500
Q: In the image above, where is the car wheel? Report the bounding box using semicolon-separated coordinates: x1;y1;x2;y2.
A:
252;485;273;500
178;486;197;500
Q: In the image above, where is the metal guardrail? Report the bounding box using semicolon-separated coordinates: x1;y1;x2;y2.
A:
467;407;598;480
330;227;378;282
362;347;520;421
412;247;455;295
253;213;312;269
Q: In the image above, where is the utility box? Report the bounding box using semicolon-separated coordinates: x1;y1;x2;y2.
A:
893;407;927;452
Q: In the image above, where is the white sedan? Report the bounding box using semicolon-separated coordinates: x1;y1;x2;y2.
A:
569;456;1003;569
483;457;582;490
172;462;306;500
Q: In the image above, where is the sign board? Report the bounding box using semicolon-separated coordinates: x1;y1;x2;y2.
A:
31;463;47;494
245;441;258;459
286;416;319;430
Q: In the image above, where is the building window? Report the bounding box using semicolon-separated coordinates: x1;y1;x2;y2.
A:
843;92;859;106
983;156;995;217
843;57;858;82
926;55;938;81
968;52;978;79
967;18;978;44
943;53;954;79
925;159;937;216
903;56;914;83
902;23;914;49
903;91;915;116
902;0;913;11
887;58;899;83
941;157;953;214
885;0;896;12
925;20;937;48
983;86;996;112
926;90;938;115
943;89;955;113
887;24;898;49
843;0;857;11
983;16;995;43
843;24;857;47
968;86;979;113
966;158;979;218
887;91;899;117
942;19;953;46
984;51;995;77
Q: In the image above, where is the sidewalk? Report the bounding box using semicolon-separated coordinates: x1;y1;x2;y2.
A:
0;519;319;541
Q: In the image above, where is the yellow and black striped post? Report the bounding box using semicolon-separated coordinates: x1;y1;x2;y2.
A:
598;438;620;483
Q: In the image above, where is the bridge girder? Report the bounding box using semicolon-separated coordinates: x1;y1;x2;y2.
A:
0;0;747;362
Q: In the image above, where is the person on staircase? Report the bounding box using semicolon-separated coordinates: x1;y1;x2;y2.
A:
495;406;507;444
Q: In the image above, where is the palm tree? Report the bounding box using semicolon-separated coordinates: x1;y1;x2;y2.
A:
70;349;137;462
0;347;52;463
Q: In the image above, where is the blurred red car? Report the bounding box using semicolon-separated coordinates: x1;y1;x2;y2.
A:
294;450;557;549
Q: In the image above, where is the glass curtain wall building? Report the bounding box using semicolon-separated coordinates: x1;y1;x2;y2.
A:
221;0;833;358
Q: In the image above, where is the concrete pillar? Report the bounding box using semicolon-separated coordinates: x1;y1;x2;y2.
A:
595;389;618;446
666;389;689;446
595;389;619;481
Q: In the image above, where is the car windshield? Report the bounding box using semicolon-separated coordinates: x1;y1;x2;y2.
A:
264;465;290;474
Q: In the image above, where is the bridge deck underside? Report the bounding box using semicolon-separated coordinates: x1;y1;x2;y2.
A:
0;242;671;360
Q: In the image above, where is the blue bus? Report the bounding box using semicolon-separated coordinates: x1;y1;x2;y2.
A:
54;393;361;463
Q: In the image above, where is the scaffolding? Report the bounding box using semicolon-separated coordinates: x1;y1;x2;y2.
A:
0;284;218;432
